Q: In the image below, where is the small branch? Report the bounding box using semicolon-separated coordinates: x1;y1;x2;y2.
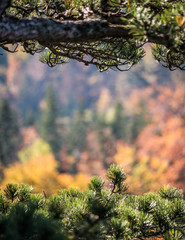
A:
0;43;18;53
104;183;116;207
0;0;11;16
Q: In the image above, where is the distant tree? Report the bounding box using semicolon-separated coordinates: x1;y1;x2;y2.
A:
68;101;87;154
0;99;20;166
111;101;127;140
24;110;35;127
130;100;149;142
0;49;8;84
39;87;61;161
18;77;43;126
66;101;87;173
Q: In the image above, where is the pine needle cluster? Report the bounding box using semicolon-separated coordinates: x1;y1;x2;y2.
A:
0;164;184;239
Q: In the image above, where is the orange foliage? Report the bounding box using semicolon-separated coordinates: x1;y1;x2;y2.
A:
114;141;135;173
113;141;168;194
2;139;90;195
77;151;106;176
136;83;185;191
57;173;90;190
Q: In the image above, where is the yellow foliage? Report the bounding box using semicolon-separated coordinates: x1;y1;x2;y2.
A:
57;174;75;189
18;138;51;163
2;153;59;195
150;157;162;169
72;173;90;189
176;15;185;26
2;138;89;195
2;153;90;195
113;142;169;194
128;157;167;194
96;88;112;113
64;0;73;9
114;142;135;172
58;173;89;190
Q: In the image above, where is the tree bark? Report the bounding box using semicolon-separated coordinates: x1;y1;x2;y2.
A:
0;0;183;51
0;16;130;44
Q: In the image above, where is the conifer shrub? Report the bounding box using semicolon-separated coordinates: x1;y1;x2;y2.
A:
0;165;184;239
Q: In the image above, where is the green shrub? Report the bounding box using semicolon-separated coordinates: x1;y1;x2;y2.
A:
0;165;184;239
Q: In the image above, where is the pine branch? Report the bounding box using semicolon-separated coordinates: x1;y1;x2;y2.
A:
0;17;129;44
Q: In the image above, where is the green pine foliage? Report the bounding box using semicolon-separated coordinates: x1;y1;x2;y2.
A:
129;100;150;142
0;165;184;240
0;99;20;166
3;0;185;71
67;102;87;154
111;101;127;140
39;87;61;161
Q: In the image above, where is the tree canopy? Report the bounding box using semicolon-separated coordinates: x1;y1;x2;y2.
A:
0;0;185;71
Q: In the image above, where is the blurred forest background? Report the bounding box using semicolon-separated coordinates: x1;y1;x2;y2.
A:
0;45;185;195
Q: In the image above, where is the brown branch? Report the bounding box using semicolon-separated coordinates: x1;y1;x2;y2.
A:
0;43;18;53
0;0;11;16
0;16;130;44
46;44;123;69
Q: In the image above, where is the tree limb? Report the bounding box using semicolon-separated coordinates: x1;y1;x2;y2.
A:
0;0;185;71
0;17;130;44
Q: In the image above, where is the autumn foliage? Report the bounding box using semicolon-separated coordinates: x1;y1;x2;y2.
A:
113;82;185;193
2;139;89;195
0;48;185;196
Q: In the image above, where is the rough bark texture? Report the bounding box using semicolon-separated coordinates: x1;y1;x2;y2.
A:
0;0;129;45
0;17;130;44
0;0;180;49
0;0;184;71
